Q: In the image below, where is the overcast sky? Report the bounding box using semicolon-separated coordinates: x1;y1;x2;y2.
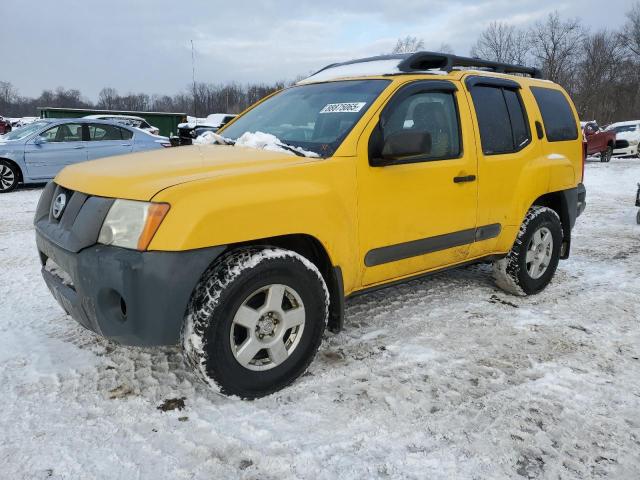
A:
2;0;633;100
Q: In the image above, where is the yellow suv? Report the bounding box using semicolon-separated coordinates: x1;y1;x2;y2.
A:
35;52;586;398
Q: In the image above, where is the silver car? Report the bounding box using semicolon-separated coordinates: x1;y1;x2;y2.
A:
0;118;171;193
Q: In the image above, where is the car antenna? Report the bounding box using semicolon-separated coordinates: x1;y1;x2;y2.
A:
191;39;197;124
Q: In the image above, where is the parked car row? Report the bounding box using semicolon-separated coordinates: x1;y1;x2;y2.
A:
0;118;170;192
172;113;236;146
581;119;640;161
608;120;640;157
84;114;161;135
581;121;616;162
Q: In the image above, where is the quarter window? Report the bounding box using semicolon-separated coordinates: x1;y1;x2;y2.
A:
120;127;133;140
470;86;530;155
530;87;578;142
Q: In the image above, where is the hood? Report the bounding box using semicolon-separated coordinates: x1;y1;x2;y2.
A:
0;137;24;149
55;144;314;201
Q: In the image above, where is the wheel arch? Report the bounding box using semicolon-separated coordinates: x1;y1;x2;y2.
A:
0;157;24;183
531;190;574;259
227;233;345;333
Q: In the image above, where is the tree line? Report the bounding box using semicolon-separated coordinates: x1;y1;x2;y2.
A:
1;4;640;125
0;80;284;118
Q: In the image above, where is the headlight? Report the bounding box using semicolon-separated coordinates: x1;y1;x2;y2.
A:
628;139;639;145
98;199;170;251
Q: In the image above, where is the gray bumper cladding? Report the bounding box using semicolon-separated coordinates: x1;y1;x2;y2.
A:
36;233;225;346
36;232;226;347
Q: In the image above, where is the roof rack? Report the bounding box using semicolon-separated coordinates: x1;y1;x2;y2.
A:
312;51;543;79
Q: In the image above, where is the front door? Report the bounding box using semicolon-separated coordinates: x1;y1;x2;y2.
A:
357;80;479;287
24;123;87;178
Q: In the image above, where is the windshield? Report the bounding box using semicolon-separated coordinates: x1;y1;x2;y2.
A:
611;125;638;133
2;120;50;141
220;80;390;157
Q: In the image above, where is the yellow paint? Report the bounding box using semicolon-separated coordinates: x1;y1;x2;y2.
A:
55;70;583;296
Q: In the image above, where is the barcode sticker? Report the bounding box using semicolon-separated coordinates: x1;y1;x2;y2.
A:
319;102;366;114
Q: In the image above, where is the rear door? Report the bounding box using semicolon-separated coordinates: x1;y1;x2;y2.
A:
463;76;541;258
86;123;134;160
24;123;87;178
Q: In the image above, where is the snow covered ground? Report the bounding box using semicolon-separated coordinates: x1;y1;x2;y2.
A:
1;158;639;479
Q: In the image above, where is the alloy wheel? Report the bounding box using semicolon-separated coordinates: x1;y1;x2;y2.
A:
229;284;306;371
525;226;553;279
0;164;16;191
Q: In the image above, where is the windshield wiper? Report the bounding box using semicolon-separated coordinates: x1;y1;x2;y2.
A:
274;141;306;157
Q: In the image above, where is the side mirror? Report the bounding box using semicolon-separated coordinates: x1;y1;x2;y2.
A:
371;130;431;166
33;136;48;145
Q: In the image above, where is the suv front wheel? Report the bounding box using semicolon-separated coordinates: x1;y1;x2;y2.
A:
182;247;329;399
493;206;563;296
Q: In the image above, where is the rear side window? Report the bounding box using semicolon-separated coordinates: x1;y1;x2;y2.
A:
470;85;530;155
530;87;578;142
88;124;127;141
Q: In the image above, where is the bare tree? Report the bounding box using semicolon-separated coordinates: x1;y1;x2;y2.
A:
438;43;454;54
575;30;626;122
0;81;18;106
392;36;425;54
620;1;640;57
97;87;119;110
471;22;530;64
529;12;584;90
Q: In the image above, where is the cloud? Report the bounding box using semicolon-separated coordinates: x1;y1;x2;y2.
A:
0;0;631;100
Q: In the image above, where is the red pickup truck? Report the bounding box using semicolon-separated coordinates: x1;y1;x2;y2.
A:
582;121;616;162
0;116;11;135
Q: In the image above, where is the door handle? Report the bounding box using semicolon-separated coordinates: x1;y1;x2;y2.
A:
73;145;85;149
121;144;132;146
453;175;476;183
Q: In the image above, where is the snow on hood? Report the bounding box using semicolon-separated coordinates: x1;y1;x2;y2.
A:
194;131;320;158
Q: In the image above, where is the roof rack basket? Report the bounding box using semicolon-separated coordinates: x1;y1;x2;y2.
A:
397;51;543;78
312;51;543;79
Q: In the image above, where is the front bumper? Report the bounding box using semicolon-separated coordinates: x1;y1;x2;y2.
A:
613;145;639;157
37;231;225;346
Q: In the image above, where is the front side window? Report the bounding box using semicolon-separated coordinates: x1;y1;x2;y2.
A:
382;90;461;160
530;87;578;142
470;86;530;155
220;80;390;157
41;123;83;142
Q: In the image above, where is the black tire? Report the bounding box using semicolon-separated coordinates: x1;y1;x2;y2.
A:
493;206;563;296
0;160;19;193
182;247;328;399
636;210;640;225
600;146;612;163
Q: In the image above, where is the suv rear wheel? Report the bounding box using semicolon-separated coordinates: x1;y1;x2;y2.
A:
493;206;563;296
182;247;328;399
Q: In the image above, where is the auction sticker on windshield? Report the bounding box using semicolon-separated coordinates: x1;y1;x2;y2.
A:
319;102;366;114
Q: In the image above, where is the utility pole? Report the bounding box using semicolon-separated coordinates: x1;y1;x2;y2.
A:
191;40;197;121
